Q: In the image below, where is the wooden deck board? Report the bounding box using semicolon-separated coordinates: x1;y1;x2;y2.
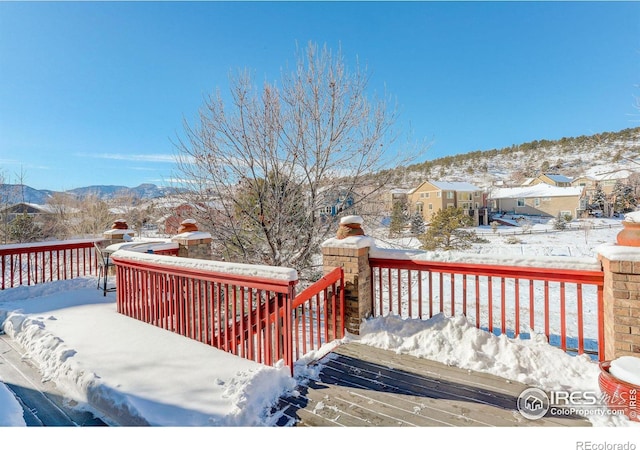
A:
275;342;592;427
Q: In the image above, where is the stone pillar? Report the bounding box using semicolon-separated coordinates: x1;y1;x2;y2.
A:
171;219;212;260
598;245;640;359
102;218;135;245
321;216;374;335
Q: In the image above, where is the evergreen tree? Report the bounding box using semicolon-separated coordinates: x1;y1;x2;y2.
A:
553;212;568;230
9;213;43;243
590;183;607;212
612;181;637;214
418;207;488;251
410;211;425;235
388;199;408;238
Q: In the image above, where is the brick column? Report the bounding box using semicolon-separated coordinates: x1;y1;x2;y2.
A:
321;215;375;335
171;219;212;260
598;245;640;359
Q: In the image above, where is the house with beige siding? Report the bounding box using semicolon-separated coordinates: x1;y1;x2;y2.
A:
408;181;484;224
522;173;572;187
572;169;636;194
489;183;585;219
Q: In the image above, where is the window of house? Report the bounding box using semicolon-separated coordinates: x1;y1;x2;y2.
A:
517;198;525;207
437;192;442;198
428;203;433;210
447;192;454;199
534;198;540;206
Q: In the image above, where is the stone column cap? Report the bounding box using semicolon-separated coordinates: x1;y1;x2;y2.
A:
104;228;135;237
597;243;640;262
340;215;364;225
321;235;376;249
172;231;212;244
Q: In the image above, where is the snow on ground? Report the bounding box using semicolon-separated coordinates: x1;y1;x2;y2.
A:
0;218;639;447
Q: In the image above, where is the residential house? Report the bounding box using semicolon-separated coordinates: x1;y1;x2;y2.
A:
316;187;356;218
408;181;485;224
386;188;412;211
0;202;53;223
522;173;572;187
489;183;585;219
589;169;635;195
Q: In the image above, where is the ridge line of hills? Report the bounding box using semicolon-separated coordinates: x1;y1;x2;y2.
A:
3;126;640;205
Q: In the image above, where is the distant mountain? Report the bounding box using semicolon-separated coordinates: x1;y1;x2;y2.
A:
65;183;177;200
0;184;56;205
0;183;179;205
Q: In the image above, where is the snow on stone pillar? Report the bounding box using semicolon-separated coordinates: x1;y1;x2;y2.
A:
598;246;640;359
103;218;135;244
321;216;375;335
171;219;212;260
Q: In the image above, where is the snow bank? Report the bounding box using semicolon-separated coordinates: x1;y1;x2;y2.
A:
0;383;26;426
350;313;637;427
0;279;298;426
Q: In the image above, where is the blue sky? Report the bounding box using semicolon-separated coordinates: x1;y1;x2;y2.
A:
1;1;639;191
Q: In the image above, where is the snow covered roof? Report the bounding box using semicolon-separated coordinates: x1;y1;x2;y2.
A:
543;173;572;183
490;183;584;199
426;181;482;191
591;169;634;181
0;202;56;214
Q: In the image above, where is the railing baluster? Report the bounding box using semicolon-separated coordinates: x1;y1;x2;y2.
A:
577;283;584;355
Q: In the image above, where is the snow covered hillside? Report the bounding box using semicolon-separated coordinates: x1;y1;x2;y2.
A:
392;126;640;190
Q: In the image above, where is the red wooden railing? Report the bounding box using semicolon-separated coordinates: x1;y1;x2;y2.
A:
291;267;345;361
1;239;100;289
111;252;345;373
370;252;605;360
112;253;298;368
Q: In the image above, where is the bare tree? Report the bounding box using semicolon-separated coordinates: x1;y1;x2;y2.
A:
72;193;114;238
43;192;76;239
174;42;417;277
110;192;155;238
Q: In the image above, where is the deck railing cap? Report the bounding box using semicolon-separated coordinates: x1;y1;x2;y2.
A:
113;250;298;282
370;245;603;272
